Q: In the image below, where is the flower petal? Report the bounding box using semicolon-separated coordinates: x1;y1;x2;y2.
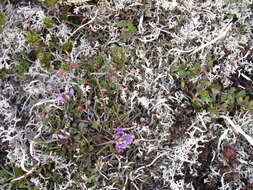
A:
115;143;127;152
58;94;65;102
123;134;133;144
69;88;74;96
70;62;78;68
115;128;124;135
57;69;65;77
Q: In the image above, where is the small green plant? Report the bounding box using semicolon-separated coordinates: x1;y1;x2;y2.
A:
219;88;252;112
15;60;32;80
111;47;128;64
192;79;214;109
16;60;30;73
25;32;62;69
0;12;6;33
118;21;137;38
171;62;253;115
62;40;73;52
237;23;246;34
38;51;53;68
171;63;200;88
43;17;54;29
110;46;129;70
43;0;58;6
26;31;43;47
47;35;60;51
0;68;11;78
83;53;108;74
226;12;238;21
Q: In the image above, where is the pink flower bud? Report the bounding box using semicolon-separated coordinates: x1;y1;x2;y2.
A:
70;62;78;69
57;69;65;77
223;146;236;159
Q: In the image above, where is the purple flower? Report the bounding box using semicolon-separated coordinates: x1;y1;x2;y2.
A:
69;88;74;96
123;134;133;144
57;88;74;102
58;94;65;102
57;134;67;139
115;128;124;135
114;128;133;153
115;143;128;152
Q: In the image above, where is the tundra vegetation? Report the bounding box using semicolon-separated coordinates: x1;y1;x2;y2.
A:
0;0;252;189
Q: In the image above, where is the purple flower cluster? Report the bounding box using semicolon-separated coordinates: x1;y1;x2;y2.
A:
114;128;133;153
58;88;74;102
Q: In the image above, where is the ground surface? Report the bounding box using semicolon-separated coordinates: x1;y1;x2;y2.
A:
0;0;253;189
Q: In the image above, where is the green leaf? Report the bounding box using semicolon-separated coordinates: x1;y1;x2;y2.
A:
48;36;60;50
198;79;211;89
208;107;219;115
227;13;238;20
207;58;214;68
227;94;235;105
0;12;5;25
228;87;236;94
180;79;185;88
26;31;42;46
42;117;51;125
188;63;200;78
18;74;28;81
235;90;246;98
220;93;228;102
191;63;200;72
192;99;203;108
16;60;30;73
0;169;10;179
200;90;212;103
210;84;221;90
178;69;187;78
238;23;246;34
171;66;180;73
92;120;100;129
